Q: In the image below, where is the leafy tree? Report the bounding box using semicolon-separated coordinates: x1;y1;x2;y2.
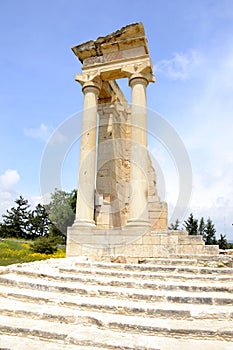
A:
169;219;180;230
46;189;76;239
203;218;217;245
198;217;205;236
183;213;198;235
0;196;31;239
218;233;228;250
68;189;77;214
49;224;66;244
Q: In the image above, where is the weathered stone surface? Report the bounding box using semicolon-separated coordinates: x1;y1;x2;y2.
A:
67;229;220;262
0;257;233;349
72;22;148;64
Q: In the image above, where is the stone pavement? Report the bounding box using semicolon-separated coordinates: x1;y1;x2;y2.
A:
0;257;233;349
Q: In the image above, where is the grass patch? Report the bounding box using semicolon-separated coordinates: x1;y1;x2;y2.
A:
0;238;66;266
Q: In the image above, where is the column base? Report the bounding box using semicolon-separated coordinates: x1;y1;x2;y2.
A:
73;219;96;227
126;219;151;228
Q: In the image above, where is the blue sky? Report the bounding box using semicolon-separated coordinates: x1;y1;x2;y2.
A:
0;0;233;239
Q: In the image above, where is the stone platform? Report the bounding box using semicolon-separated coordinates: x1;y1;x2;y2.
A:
67;228;219;263
0;257;233;349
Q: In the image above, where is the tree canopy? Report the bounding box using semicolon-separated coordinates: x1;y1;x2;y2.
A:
203;218;217;245
0;189;77;241
1;191;232;249
183;213;198;235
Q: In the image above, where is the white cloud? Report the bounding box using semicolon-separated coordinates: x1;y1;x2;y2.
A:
0;170;50;219
48;130;66;146
0;191;15;217
0;170;20;218
24;123;52;141
24;123;67;145
0;169;20;191
155;50;201;80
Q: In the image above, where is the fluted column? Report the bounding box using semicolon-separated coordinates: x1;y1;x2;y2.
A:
127;74;151;226
74;78;101;226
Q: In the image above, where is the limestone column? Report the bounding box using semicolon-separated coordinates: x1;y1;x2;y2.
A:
127;74;151;226
74;78;101;226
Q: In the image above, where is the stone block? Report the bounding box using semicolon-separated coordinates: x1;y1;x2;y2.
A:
122;244;153;258
178;235;204;245
148;211;160;219
160;235;169;245
66;240;82;257
152;218;167;230
150;234;162;245
176;244;204;255
131;236;143;245
203;245;220;254
168;235;179;245
152;245;169;258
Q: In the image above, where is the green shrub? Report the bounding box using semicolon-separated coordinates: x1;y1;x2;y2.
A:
30;236;58;255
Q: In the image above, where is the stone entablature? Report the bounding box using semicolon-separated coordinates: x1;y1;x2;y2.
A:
72;22;154;83
72;22;149;63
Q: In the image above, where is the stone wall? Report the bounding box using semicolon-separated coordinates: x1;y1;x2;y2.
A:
66;229;219;263
95;93;167;230
95;101;131;228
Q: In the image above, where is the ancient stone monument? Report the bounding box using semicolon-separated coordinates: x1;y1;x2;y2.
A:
66;23;219;261
1;23;230;350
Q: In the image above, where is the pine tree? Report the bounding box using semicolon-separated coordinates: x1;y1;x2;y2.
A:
169;219;180;230
218;233;228;250
183;213;198;235
0;196;31;239
28;203;51;239
198;217;205;236
203;218;217;245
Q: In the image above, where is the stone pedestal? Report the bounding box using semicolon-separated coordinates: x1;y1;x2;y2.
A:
67;228;219;263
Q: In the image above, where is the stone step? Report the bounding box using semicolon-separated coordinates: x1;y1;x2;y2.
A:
0;273;233;305
59;265;233;282
170;254;227;261
7;258;233;279
1;333;232;350
0;288;233;320
1;258;233;349
0;303;233;341
142;258;198;265
6;268;233;293
73;260;233;275
5;257;233;275
0;334;98;350
0;314;160;350
169;254;233;267
1;286;232;320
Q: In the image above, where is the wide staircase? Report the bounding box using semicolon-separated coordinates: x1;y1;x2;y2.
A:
0;256;233;350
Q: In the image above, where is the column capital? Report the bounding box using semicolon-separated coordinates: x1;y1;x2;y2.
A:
75;71;102;92
129;75;149;88
121;61;155;85
82;81;101;95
